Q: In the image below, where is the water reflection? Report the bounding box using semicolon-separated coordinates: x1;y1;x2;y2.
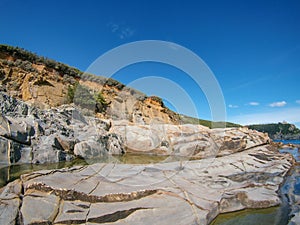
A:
0;153;170;188
0;159;88;188
211;207;283;225
2;147;298;224
212;146;299;225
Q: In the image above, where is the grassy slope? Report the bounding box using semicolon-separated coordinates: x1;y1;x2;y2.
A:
179;115;241;128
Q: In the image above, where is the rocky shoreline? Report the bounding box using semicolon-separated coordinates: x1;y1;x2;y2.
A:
0;145;293;225
0;44;298;224
0;90;270;165
0;90;298;225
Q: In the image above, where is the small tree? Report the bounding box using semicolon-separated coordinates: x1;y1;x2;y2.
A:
67;82;107;113
67;82;79;103
94;92;108;113
74;84;95;110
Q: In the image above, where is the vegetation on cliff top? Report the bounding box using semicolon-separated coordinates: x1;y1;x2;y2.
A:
0;44;124;88
0;44;82;78
247;122;300;140
179;115;241;128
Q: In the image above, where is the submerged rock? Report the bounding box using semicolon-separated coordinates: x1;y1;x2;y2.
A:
0;145;293;225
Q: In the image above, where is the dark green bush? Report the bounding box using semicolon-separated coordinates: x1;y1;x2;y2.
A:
67;82;107;113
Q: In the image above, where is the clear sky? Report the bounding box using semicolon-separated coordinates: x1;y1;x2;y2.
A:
0;0;299;126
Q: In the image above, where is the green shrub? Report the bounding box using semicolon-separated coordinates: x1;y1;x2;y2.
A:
67;82;79;103
67;82;107;113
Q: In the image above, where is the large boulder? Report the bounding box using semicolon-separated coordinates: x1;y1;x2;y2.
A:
74;134;124;159
210;127;270;156
0;115;34;145
0;136;32;165
111;124;270;158
0;92;29;116
74;138;107;159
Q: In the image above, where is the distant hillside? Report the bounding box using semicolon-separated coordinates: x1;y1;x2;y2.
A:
179;115;241;128
247;122;300;140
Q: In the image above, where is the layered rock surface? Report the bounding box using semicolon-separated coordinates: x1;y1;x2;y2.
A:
0;89;272;166
111;123;270;158
0;145;293;225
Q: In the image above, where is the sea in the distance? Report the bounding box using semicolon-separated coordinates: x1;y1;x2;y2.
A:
274;139;300;145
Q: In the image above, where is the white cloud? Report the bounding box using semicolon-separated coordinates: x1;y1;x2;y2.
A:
228;107;300;125
119;27;135;39
269;101;287;107
296;100;300;104
107;22;135;39
248;102;259;106
228;104;238;108
109;23;119;33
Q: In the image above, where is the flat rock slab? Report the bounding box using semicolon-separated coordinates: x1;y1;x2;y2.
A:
0;145;294;225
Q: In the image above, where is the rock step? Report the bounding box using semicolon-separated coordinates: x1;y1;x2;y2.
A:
0;146;293;225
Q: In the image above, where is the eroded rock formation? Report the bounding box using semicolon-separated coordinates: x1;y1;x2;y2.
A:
0;92;124;166
0;146;293;225
0;90;272;166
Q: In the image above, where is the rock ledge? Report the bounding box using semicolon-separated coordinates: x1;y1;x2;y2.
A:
0;145;293;225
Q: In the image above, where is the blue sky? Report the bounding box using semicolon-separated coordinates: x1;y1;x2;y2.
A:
0;0;300;126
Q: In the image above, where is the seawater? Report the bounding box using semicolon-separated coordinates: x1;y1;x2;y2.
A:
1;144;299;225
212;142;300;225
274;139;300;145
0;153;169;188
211;207;285;225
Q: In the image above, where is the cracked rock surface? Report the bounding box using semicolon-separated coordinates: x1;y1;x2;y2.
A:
0;145;293;225
0;90;271;166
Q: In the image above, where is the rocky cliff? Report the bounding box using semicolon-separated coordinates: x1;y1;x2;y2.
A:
0;90;271;166
0;45;180;125
0;44;272;166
